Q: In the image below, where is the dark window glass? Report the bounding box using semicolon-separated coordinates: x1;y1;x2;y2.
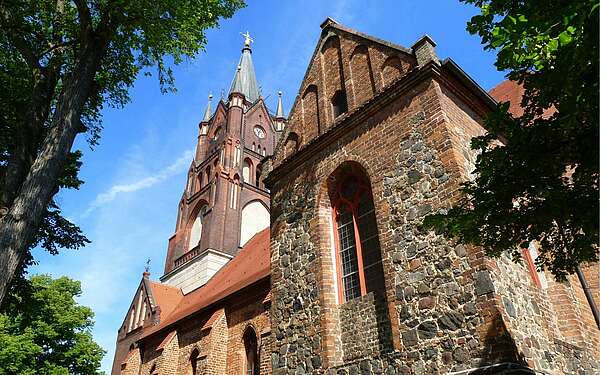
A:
331;90;348;118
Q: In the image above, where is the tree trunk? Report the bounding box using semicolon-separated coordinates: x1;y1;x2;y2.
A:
0;44;103;304
1;64;61;213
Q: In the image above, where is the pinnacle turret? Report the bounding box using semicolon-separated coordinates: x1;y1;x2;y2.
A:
202;94;213;122
276;91;285;118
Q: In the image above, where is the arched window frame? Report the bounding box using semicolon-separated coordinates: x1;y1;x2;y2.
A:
330;174;385;303
243;327;259;375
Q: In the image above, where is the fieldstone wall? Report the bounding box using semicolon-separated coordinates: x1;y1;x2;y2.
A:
270;179;324;373
339;293;393;361
490;254;600;374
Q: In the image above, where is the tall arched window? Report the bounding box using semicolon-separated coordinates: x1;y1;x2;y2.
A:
330;165;385;302
205;166;211;184
197;174;203;191
189;348;199;375
242;158;252;183
255;164;262;188
188;206;206;250
243;328;259;375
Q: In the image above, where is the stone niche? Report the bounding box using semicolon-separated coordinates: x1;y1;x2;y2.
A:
339;292;393;362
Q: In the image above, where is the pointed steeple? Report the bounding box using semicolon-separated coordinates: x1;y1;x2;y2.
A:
202;94;213;122
275;91;285;118
229;32;260;103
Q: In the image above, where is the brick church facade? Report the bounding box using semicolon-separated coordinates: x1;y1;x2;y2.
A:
112;19;599;374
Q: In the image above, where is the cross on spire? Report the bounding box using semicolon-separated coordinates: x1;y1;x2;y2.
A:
241;31;253;48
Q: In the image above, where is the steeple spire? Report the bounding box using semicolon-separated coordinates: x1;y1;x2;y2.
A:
275;91;285;118
202;94;213;122
229;32;260;103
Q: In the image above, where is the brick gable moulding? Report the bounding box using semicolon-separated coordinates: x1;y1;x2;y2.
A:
112;17;599;375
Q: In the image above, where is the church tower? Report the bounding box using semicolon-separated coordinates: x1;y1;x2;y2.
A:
160;34;284;293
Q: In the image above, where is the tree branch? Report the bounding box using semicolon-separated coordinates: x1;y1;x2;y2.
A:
73;0;92;43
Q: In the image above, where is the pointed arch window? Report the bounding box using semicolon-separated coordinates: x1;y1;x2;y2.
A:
243;328;259;375
331;172;385;302
188;205;207;250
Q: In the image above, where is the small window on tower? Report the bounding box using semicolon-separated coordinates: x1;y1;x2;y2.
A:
331;90;348;119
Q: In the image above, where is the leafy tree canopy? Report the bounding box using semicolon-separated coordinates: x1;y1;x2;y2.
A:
0;274;105;374
424;0;599;279
0;0;244;303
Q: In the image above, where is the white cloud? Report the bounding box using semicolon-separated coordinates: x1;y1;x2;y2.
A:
81;149;194;218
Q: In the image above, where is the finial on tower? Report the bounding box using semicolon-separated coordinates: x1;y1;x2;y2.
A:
241;31;253;48
202;94;213;122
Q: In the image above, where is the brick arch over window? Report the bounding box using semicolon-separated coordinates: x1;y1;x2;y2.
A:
380;56;403;87
349;45;375;104
326;161;386;302
301;85;320;136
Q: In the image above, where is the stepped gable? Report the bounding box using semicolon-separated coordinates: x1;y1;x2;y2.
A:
141;227;270;339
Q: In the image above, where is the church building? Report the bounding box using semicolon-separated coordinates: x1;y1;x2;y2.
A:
112;19;599;375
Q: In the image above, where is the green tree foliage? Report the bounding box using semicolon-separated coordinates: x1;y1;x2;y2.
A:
0;0;245;304
0;274;105;374
424;0;599;279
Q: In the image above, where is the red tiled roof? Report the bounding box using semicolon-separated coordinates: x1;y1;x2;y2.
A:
147;280;183;318
489;80;525;117
141;228;270;339
489;79;555;119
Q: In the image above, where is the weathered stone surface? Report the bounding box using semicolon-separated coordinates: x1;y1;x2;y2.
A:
417;321;437;339
474;271;495;295
402;329;418;347
438;311;464;331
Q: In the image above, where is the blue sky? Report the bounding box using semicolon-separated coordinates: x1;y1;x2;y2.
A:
30;0;505;372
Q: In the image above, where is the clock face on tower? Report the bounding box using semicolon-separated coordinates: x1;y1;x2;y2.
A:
253;125;266;139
